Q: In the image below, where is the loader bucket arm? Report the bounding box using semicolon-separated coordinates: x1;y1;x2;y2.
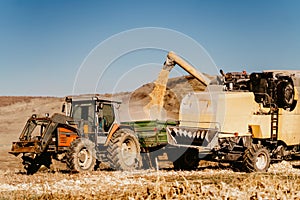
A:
39;113;79;151
9;113;79;156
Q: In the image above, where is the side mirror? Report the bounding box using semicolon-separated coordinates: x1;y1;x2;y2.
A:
61;103;66;113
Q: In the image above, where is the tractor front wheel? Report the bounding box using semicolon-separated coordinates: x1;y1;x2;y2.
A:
66;138;96;172
22;152;52;175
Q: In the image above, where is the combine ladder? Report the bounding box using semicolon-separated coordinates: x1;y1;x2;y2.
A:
271;109;279;140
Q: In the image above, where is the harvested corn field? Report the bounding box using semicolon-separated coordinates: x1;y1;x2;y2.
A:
1;161;300;199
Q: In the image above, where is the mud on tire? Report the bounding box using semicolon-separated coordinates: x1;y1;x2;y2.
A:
66;138;96;172
242;144;270;172
107;129;142;171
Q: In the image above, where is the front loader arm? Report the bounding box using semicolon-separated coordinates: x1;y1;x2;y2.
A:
9;113;80;156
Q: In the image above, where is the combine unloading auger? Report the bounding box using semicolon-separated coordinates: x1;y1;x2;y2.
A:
143;51;210;119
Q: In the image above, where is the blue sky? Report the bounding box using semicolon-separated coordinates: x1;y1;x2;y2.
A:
0;0;299;96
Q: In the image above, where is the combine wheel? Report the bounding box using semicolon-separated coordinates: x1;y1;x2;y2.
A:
173;148;200;170
66;138;96;172
107;129;142;171
242;144;270;172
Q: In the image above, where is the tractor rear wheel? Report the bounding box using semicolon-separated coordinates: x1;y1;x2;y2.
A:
242;144;270;172
107;129;142;171
66;138;96;172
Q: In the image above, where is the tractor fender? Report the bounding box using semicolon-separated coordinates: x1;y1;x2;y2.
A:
104;124;119;146
104;124;134;146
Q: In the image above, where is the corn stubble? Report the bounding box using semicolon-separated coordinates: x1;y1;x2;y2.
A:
0;161;300;199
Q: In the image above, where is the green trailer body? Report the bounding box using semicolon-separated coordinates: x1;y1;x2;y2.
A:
122;120;177;149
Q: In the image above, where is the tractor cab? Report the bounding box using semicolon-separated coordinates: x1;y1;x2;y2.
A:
63;96;121;144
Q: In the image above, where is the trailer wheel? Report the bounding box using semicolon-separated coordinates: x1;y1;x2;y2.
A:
243;144;270;172
107;129;142;171
173;148;200;170
66;138;96;172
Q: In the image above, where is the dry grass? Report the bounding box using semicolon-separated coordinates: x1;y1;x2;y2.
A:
0;96;61;107
1;161;300;200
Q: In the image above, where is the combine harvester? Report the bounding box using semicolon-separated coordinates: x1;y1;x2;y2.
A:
169;68;300;172
9;51;300;173
142;52;300;172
